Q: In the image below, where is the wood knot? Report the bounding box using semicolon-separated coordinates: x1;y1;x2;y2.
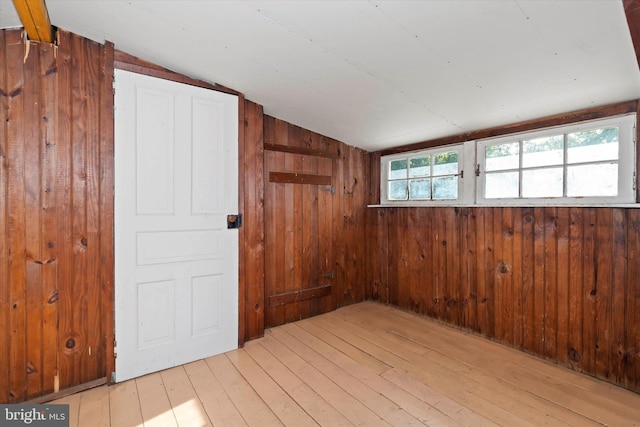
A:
498;262;510;274
568;347;581;362
80;237;88;247
65;338;76;349
441;240;447;246
48;289;59;304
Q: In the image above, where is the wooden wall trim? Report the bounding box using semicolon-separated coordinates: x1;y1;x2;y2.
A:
242;100;266;342
269;285;332;307
114;50;241;96
25;377;106;404
264;142;340;159
378;100;639;156
269;171;332;185
101;41;115;384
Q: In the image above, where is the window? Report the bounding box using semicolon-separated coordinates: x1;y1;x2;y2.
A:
477;114;636;205
381;145;465;204
380;114;636;206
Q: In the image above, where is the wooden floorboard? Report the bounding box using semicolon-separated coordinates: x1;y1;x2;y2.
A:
52;301;640;426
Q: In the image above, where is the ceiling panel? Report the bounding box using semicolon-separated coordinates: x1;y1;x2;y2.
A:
1;0;638;151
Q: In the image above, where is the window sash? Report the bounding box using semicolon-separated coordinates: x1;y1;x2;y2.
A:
381;145;465;204
476;114;635;205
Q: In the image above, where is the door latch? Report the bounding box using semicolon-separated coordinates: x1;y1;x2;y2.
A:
227;214;243;229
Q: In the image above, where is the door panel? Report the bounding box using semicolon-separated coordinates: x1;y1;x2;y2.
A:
264;131;336;328
114;69;238;382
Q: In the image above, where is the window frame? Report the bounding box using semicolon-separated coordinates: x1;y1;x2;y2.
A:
476;114;636;206
378;113;636;207
380;143;471;205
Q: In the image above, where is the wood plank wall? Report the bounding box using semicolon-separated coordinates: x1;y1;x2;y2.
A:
368;207;640;393
366;104;640;393
259;116;368;335
0;29;114;403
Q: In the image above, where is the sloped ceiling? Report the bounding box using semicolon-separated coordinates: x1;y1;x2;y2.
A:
1;0;639;152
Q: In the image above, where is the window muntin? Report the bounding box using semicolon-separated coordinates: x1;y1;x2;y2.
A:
383;147;463;203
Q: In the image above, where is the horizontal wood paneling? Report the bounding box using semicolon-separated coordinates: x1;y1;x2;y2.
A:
0;29;113;403
367;206;640;393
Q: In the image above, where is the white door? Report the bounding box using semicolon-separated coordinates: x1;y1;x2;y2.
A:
114;69;238;382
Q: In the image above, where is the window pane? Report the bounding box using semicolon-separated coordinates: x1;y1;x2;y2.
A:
389;159;408;180
567;127;619;164
485;142;519;171
485;171;518;198
522;135;563;168
567;163;618;197
409;178;431;200
388;180;408;200
433;152;458;176
522;168;563;198
409;156;430;177
433;176;458;199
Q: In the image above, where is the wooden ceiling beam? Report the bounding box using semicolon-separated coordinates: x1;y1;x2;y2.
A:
12;0;53;43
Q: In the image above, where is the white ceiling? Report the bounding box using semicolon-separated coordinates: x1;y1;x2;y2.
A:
1;0;639;152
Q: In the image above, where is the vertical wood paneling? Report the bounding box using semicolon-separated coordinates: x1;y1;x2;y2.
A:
512;207;524;349
568;208;584;372
582;208;597;376
543;207;558;361
370;205;640;393
263;116;367;329
40;40;59;398
627;210;640;390
556;208;570;366
532;207;545;355
100;41;115;386
0;29;10;403
612;209;627;384
0;29;113;403
521;207;535;353
6;29;28;403
242;100;265;341
594;209;613;381
317;135;333;314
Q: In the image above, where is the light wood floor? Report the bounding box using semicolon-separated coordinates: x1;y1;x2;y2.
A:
53;301;640;426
